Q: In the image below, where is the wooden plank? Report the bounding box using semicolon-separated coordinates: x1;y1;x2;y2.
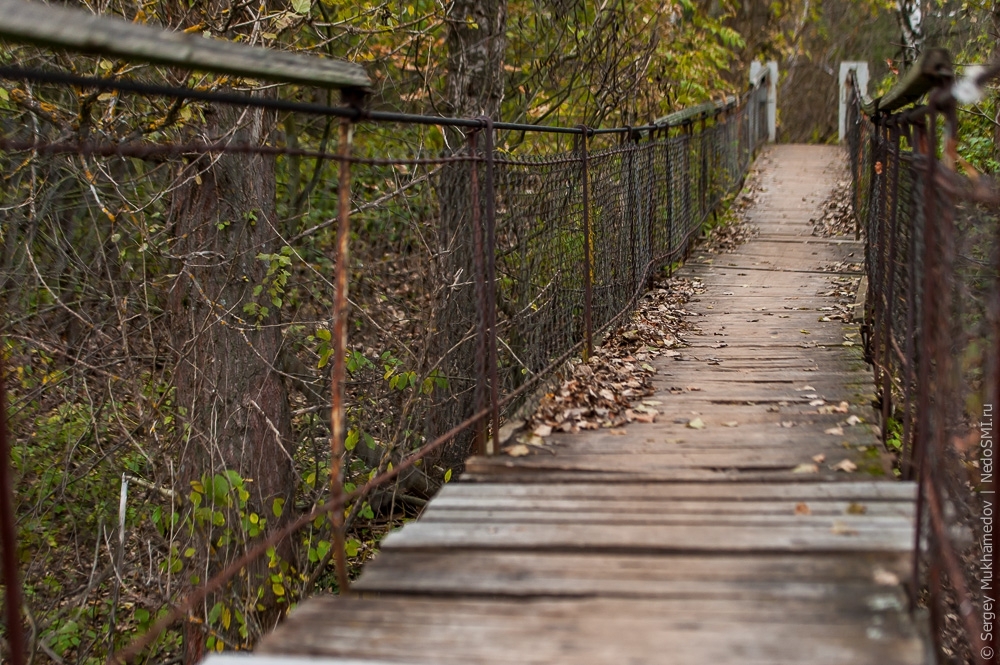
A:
379;520;914;553
353;550;911;599
471;451;866;469
0;0;371;90
424;496;913;517
418;509;913;530
439;482;916;501
259;596;925;665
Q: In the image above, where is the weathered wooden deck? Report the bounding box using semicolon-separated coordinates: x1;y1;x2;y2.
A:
213;145;929;664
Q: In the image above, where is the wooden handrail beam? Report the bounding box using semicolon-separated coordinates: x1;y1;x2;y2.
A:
0;0;371;92
861;48;952;116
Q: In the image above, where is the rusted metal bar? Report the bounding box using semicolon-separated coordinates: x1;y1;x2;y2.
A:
478;117;501;455
910;109;939;613
625;128;638;292
899;116;927;481
468;129;488;457
330;117;353;594
578;125;594;362
925;470;991;664
870;119;889;380
880;124;902;448
664;129;675;277
699;115;708;221
0;351;25;665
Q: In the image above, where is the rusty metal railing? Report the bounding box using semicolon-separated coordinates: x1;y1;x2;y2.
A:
846;52;1000;665
0;51;771;663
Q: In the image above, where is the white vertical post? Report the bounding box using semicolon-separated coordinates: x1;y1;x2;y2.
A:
839;61;869;143
750;60;778;143
765;60;777;142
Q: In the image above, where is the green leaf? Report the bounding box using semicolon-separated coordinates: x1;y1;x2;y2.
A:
363;432;376;450
315;328;331;341
345;538;361;557
212;474;229;503
444;468;453;483
345;429;359;451
208;602;223;624
272;497;285;518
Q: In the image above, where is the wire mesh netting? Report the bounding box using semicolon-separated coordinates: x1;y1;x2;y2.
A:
846;72;1000;665
0;56;769;659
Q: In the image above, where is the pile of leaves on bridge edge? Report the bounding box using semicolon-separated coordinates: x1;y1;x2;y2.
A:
811;169;858;238
510;171;764;450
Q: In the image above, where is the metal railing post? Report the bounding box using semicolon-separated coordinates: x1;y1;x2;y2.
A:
879;122;902;446
468;128;489;456
330;116;353;594
624;128;637;294
578;125;593;361
477;117;501;455
0;349;25;665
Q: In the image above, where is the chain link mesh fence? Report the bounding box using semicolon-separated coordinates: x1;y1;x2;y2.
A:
846;71;1000;665
0;56;769;660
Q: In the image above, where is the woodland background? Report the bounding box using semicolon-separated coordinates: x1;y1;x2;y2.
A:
1;0;999;663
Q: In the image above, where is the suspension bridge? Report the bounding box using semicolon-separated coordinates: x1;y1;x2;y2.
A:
245;144;927;664
0;3;998;664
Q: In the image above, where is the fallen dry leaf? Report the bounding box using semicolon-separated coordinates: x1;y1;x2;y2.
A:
831;521;859;536
609;428;628;436
845;502;867;515
505;444;531;457
687;417;706;430
824;426;844;436
792;463;819;473
518;433;546;446
845;415;862;426
722;421;739;428
873;568;900;586
794;502;811;515
832;459;858;472
780;421;796;428
809;399;825;407
533;424;553;437
811;453;826;464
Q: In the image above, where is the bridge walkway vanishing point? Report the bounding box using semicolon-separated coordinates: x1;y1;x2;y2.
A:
218;146;924;664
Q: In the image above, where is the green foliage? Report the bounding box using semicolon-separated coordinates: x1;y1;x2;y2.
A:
245;244;295;323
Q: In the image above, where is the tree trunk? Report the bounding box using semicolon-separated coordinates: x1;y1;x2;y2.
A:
429;0;507;464
167;101;294;659
897;0;923;68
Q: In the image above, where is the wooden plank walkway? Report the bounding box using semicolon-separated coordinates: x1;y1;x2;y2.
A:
217;145;929;664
